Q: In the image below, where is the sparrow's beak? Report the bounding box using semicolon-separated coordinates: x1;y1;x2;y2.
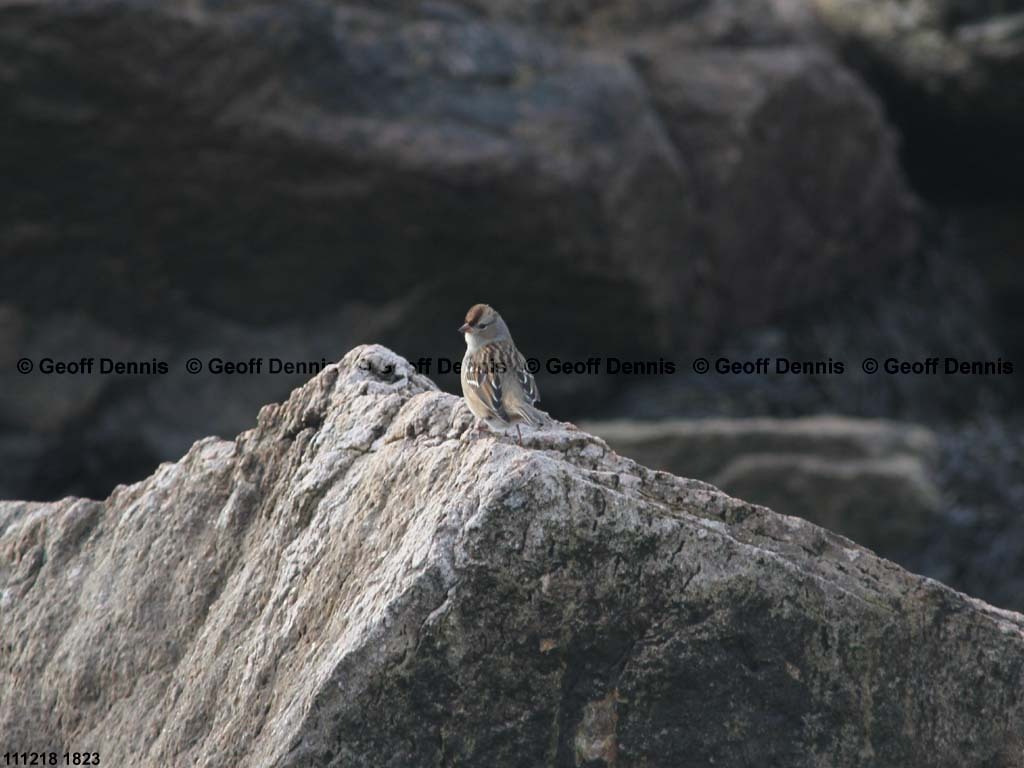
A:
458;323;471;334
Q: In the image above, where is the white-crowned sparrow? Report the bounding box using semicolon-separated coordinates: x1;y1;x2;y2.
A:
459;303;542;444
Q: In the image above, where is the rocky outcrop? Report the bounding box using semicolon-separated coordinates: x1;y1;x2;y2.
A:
3;346;1023;767
584;416;942;554
0;301;395;499
811;0;1024;112
0;0;921;500
810;0;1024;196
583;415;939;480
916;416;1024;616
435;0;816;38
0;0;917;341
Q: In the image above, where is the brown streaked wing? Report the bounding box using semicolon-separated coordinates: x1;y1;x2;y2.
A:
512;346;540;404
466;346;509;422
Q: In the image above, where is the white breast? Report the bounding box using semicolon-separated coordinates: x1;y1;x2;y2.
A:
464;332;483;352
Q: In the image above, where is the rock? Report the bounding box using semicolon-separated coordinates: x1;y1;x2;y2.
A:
944;202;1024;366
0;0;695;345
0;302;401;500
715;453;941;554
0;0;921;499
913;415;1024;615
583;414;939;478
620;39;919;341
582;416;942;554
2;346;1022;766
809;0;1024;196
437;0;818;42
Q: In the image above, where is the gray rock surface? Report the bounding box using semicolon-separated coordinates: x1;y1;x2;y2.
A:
3;346;1023;767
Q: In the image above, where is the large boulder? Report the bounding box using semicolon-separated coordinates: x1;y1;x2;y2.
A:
2;346;1022;766
804;0;1024;437
618;38;919;341
0;0;918;341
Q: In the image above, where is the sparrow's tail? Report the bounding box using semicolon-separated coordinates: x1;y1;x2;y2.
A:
511;403;545;428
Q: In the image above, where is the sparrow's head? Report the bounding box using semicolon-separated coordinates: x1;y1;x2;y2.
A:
459;303;509;347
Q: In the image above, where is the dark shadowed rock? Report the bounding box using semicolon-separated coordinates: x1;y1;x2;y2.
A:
620;40;919;338
0;0;917;342
809;0;1024;197
0;0;922;499
714;452;941;552
407;0;817;42
0;0;692;342
2;346;1022;767
0;301;398;500
584;416;942;555
584;415;940;479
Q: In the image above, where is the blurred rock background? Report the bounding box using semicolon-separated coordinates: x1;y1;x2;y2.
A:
0;0;1021;608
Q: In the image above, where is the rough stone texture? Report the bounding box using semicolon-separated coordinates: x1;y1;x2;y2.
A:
0;0;920;500
812;0;1024;101
426;0;816;38
812;0;1024;104
584;416;942;555
915;416;1024;615
620;39;918;340
810;0;1024;196
3;346;1023;767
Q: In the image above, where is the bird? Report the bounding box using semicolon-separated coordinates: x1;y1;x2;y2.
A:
458;303;542;444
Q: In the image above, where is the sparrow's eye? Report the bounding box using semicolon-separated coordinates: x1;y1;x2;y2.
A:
477;322;489;329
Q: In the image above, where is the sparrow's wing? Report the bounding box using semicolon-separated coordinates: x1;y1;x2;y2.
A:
511;345;540;405
494;341;542;426
466;346;509;422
